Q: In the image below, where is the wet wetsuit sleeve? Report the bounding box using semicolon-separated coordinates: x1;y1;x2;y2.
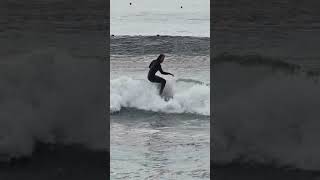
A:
159;64;170;75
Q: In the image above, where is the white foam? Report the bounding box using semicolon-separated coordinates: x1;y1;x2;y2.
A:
110;76;210;115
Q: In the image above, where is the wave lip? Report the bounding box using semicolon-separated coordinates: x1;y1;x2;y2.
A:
110;76;210;116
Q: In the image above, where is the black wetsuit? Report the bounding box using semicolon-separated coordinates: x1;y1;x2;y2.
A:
148;60;171;95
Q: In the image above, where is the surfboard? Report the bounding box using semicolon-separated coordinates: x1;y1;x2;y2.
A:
160;78;175;101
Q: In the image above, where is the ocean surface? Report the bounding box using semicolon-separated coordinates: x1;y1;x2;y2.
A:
213;0;320;179
111;0;210;37
110;36;210;179
0;1;107;179
110;0;210;179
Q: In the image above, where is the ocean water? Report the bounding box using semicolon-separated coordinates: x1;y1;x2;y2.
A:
0;1;107;179
110;36;210;179
111;0;210;37
213;0;320;179
110;1;210;177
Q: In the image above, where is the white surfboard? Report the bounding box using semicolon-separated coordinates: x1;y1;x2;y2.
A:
160;78;175;101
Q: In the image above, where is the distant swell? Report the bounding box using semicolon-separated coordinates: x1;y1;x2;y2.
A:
110;76;210;116
214;53;320;76
111;36;210;56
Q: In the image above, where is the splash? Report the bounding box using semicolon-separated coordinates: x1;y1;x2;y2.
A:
110;76;210;116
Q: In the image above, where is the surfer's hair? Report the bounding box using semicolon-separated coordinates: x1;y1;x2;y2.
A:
156;54;165;61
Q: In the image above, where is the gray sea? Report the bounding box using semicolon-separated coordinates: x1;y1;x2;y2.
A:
110;1;210;179
0;1;106;179
110;36;210;179
111;0;209;37
213;0;320;179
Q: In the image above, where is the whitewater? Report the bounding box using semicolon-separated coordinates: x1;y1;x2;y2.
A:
110;76;210;116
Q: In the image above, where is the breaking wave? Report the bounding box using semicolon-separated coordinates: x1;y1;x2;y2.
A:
0;50;107;160
213;54;320;170
110;76;210;116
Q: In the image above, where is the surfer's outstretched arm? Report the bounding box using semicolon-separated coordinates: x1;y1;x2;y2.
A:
159;66;174;76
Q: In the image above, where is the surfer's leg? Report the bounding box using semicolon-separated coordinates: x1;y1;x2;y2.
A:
159;78;166;95
154;76;166;95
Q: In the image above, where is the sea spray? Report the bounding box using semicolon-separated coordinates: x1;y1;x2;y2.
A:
110;76;210;115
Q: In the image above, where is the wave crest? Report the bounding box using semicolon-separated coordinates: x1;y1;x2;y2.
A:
110;76;210;116
213;60;320;170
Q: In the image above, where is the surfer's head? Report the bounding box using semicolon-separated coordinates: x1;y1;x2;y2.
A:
157;54;165;63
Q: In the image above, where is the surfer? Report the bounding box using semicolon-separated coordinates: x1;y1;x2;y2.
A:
148;54;174;95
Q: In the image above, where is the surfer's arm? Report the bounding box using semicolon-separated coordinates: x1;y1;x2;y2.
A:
159;65;172;75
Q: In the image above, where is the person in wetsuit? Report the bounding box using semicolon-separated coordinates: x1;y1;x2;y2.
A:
148;54;174;95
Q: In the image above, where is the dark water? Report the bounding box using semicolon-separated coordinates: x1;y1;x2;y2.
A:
0;1;107;178
0;1;105;63
213;0;320;70
212;0;320;179
0;143;106;180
